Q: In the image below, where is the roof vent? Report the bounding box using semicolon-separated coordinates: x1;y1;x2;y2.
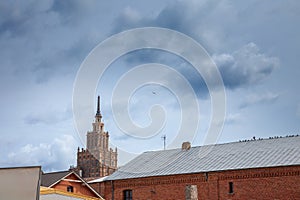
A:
182;142;191;150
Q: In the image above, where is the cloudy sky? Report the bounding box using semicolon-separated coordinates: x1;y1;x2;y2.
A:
0;0;299;172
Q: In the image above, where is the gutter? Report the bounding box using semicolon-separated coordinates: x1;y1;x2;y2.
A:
111;180;114;200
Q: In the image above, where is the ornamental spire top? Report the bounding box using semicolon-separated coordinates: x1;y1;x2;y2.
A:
95;96;102;120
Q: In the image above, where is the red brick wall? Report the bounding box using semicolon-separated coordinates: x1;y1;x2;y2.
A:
101;166;300;200
52;173;98;197
77;149;117;179
90;182;106;197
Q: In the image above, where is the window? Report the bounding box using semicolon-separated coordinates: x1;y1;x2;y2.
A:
229;182;234;194
123;189;132;200
67;185;74;193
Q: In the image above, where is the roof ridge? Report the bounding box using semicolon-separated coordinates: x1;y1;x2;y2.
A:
42;170;70;174
144;135;300;153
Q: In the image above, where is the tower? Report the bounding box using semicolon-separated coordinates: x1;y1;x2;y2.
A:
76;96;118;180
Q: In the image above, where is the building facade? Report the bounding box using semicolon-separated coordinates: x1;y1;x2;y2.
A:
93;136;300;200
101;165;300;200
41;170;103;199
76;96;117;180
40;186;102;200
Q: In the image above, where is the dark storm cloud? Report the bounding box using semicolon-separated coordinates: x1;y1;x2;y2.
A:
111;3;280;95
111;49;209;99
111;2;199;40
0;1;53;36
111;1;218;39
120;43;278;99
0;0;106;83
214;43;279;89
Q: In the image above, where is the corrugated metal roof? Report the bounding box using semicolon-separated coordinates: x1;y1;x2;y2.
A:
107;136;300;180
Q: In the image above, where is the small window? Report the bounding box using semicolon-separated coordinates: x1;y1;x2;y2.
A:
123;189;132;200
229;182;234;194
67;185;74;193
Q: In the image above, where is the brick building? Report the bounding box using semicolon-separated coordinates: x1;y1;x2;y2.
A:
40;186;102;200
91;136;300;200
76;96;117;180
41;170;103;199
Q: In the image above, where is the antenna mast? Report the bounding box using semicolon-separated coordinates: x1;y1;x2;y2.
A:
161;135;166;150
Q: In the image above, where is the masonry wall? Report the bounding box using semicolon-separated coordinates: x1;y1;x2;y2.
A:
77;149;116;179
90;182;106;198
101;165;300;200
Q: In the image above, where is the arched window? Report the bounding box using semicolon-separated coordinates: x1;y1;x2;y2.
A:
123;189;132;200
229;182;234;194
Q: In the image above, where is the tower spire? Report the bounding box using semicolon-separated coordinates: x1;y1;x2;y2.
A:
95;95;102;122
96;95;101;115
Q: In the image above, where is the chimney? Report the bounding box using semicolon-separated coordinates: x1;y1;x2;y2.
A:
182;142;191;150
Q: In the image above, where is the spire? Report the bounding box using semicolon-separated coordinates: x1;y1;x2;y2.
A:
96;95;101;115
95;95;102;121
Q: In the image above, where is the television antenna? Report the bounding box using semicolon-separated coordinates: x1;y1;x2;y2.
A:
161;135;166;150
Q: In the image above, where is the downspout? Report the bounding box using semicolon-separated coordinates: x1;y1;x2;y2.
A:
217;177;220;200
111;180;114;200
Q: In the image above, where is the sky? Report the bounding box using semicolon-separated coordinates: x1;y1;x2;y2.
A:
0;0;299;172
